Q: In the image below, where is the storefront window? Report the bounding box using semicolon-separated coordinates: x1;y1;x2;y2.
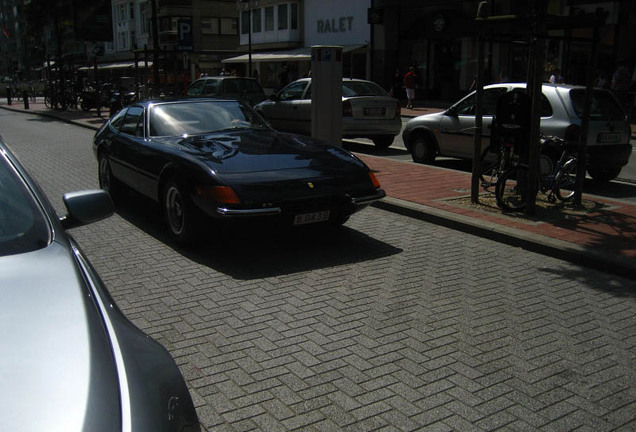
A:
241;10;250;34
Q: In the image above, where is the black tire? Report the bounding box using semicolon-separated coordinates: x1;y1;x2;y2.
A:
410;135;436;164
98;154;124;204
555;158;578;202
495;166;531;212
162;178;202;246
587;167;621;182
479;145;502;189
372;135;394;149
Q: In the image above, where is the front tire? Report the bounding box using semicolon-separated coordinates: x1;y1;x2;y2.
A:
555;159;578;202
98;154;123;203
495;166;531;212
163;179;202;246
410;135;436;164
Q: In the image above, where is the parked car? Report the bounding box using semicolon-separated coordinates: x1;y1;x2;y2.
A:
254;77;402;149
402;83;632;181
186;76;268;106
0;139;200;432
93;98;386;245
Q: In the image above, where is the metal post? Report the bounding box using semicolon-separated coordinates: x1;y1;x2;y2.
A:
471;23;485;203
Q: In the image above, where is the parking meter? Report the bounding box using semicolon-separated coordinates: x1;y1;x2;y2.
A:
311;46;343;146
492;90;530;161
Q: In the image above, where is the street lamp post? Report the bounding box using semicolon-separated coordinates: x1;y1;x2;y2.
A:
237;0;259;77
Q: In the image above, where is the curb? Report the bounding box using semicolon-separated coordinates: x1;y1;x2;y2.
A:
373;197;636;280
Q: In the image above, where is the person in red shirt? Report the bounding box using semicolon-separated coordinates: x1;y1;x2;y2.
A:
403;67;417;109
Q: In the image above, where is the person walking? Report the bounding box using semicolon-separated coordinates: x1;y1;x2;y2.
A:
403;66;417;109
390;68;403;101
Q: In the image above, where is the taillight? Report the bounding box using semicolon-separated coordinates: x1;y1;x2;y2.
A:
564;124;580;142
395;101;401;118
343;100;353;117
369;172;381;189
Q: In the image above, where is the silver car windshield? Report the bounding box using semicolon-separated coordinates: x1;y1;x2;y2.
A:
0;150;50;256
149;101;270;137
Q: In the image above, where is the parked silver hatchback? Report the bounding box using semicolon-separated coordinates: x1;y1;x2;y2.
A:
402;83;632;181
255;78;402;149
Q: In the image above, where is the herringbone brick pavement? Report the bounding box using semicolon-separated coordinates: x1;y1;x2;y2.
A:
2;109;635;432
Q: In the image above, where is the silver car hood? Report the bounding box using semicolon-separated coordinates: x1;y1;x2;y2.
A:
0;241;121;431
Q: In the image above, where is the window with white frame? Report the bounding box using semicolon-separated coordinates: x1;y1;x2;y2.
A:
278;4;288;30
291;3;298;30
253;8;261;33
220;17;237;35
264;6;274;31
202;17;220;34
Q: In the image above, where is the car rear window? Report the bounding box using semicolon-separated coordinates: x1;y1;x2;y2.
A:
569;89;626;121
0;150;50;256
342;81;388;97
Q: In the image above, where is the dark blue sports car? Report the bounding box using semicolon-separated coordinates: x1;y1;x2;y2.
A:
93;98;385;245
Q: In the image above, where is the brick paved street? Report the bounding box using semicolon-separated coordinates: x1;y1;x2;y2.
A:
1;110;635;431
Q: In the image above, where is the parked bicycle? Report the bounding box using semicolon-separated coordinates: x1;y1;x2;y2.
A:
495;135;579;212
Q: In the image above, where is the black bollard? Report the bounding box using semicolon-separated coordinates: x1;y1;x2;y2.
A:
6;87;11;105
23;90;29;109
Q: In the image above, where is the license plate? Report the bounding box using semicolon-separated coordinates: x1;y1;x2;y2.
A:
364;107;385;116
597;132;621;143
293;210;330;225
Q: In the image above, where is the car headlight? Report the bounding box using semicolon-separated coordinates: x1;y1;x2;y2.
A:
195;185;241;204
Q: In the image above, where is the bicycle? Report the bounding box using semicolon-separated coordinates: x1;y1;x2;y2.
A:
495;135;578;212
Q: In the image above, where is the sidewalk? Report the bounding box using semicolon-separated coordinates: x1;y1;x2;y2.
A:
2;98;635;278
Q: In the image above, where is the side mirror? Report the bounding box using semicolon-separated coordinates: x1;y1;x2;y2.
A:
60;189;114;230
446;106;458;117
269;94;279;102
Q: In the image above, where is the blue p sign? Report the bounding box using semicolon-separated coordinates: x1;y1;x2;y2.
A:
177;18;193;51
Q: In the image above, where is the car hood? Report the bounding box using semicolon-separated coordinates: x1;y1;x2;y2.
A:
0;241;121;432
156;129;366;174
406;111;445;129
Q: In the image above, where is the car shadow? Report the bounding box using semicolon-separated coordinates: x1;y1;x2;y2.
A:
113;191;402;280
342;140;410;157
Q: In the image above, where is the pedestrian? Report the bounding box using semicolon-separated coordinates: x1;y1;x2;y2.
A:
549;68;563;84
611;62;632;110
389;67;402;101
403;66;417;109
278;65;290;90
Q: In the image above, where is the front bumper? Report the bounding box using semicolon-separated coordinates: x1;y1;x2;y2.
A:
216;189;386;218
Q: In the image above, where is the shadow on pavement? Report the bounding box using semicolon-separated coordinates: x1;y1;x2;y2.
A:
113;190;402;280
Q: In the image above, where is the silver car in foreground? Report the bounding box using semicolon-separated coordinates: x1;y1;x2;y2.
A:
255;77;402;148
0;139;200;432
402;83;632;181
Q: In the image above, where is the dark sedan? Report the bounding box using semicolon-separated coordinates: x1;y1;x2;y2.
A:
0;139;200;431
93;98;386;245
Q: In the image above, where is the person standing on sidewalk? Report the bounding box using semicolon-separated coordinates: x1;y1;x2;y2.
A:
403;66;417;109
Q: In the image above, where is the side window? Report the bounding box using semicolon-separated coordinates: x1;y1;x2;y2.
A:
540;94;553;117
203;80;220;95
455;94;476;115
483;88;508;115
109;108;127;130
187;80;205;96
120;106;144;136
279;81;307;101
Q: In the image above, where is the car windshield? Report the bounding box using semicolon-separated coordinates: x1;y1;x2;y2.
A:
148;100;270;137
0;149;50;256
570;89;626;121
342;80;388;97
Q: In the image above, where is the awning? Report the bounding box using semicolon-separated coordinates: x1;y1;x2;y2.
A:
78;61;153;71
222;45;366;64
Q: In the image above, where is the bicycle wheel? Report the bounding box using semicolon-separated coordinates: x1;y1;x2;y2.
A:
555;158;577;202
479;145;502;189
495;166;530;212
